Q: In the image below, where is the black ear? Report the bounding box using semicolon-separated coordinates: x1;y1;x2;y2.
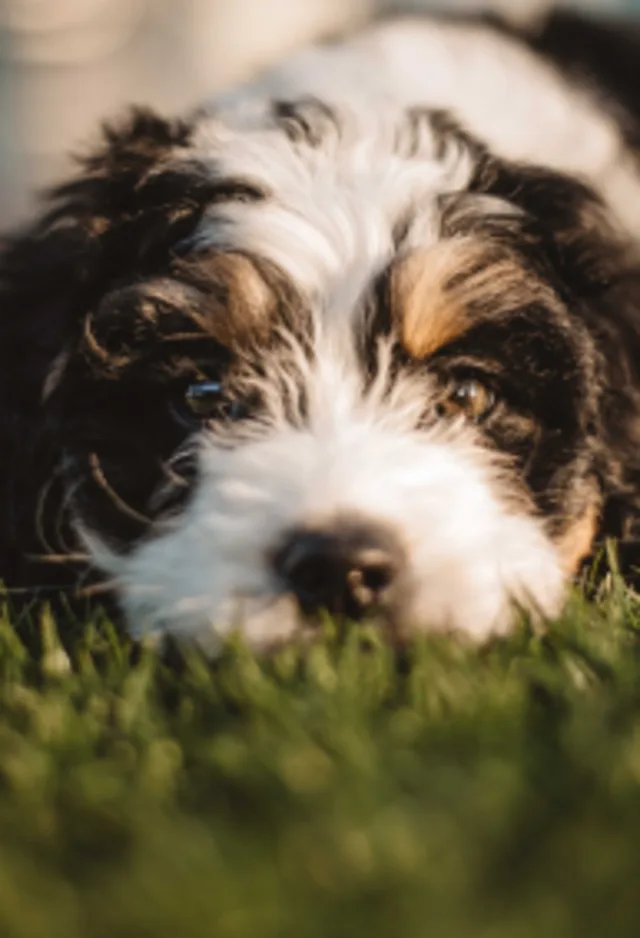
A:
523;181;640;579
581;269;640;580
0;107;215;586
531;189;640;575
521;179;640;579
472;152;640;578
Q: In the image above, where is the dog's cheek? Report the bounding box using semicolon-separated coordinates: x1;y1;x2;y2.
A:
555;500;600;576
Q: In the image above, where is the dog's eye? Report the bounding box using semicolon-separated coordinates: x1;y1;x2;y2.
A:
183;381;248;421
438;378;495;421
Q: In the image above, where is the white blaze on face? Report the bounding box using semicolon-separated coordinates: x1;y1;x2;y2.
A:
82;338;566;653
190;96;476;304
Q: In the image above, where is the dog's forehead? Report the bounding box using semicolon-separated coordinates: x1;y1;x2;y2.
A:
174;101;521;323
77;96;585;374
79;98;564;372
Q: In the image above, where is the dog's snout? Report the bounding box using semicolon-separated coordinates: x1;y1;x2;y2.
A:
274;520;404;618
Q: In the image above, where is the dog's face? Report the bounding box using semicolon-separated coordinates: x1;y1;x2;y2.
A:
3;101;636;651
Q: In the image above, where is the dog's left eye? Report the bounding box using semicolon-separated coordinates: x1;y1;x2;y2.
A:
438;378;496;421
183;381;248;421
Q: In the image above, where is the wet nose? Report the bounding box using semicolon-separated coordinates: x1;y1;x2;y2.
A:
274;519;404;618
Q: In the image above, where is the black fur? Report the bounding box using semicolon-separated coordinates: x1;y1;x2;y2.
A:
4;11;640;629
0;109;214;591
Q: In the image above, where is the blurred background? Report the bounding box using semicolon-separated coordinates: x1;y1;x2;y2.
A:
0;0;637;226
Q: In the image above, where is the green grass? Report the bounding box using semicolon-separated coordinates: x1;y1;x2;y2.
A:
2;577;640;938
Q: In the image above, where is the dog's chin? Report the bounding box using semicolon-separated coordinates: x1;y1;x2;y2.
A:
114;573;566;658
120;592;304;657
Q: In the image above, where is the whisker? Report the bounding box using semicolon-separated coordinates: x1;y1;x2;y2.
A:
159;459;190;489
35;474;59;556
0;584;74;597
74;579;119;598
0;576;118;599
55;474;82;556
26;552;91;565
33;458;84;558
88;452;152;526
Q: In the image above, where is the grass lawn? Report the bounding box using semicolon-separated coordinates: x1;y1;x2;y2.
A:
1;573;640;938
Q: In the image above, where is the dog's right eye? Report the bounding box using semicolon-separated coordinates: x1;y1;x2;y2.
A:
437;378;496;422
184;380;226;418
180;380;254;423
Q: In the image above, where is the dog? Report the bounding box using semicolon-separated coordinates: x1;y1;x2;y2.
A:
2;9;640;652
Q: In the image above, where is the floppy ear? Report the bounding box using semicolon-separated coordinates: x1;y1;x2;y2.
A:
580;271;640;581
524;183;640;581
471;152;640;579
0;107;214;587
526;186;640;581
531;187;640;578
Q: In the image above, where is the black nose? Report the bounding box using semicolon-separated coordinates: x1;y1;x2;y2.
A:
274;519;404;619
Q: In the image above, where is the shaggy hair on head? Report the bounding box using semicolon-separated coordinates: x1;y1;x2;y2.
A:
3;9;640;652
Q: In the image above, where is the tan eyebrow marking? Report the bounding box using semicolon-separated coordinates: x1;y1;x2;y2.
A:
391;237;555;359
392;239;476;358
209;252;274;329
82;251;288;377
183;251;297;346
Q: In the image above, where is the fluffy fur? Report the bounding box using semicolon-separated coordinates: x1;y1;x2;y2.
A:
3;9;640;651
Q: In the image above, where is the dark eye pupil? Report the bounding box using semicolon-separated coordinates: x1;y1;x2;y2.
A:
455;381;480;404
436;378;495;422
183;380;254;422
185;381;224;417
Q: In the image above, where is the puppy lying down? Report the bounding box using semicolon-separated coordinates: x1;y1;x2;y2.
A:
2;10;640;652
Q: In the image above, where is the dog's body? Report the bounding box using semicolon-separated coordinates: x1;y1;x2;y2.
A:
3;10;640;651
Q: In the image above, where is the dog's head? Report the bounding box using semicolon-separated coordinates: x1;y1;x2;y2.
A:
2;102;640;650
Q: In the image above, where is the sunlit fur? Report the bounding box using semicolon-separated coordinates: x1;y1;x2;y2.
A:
3;11;640;652
85;334;563;651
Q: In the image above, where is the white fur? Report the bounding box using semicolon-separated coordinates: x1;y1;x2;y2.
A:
186;17;640;309
211;18;640;241
190;100;477;300
80;18;610;648
85;338;565;651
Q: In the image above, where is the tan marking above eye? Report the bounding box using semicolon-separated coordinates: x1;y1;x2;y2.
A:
392;237;559;360
211;252;273;325
392;238;477;359
185;250;295;346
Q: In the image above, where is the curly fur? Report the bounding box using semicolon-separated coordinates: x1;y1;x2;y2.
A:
3;10;640;650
